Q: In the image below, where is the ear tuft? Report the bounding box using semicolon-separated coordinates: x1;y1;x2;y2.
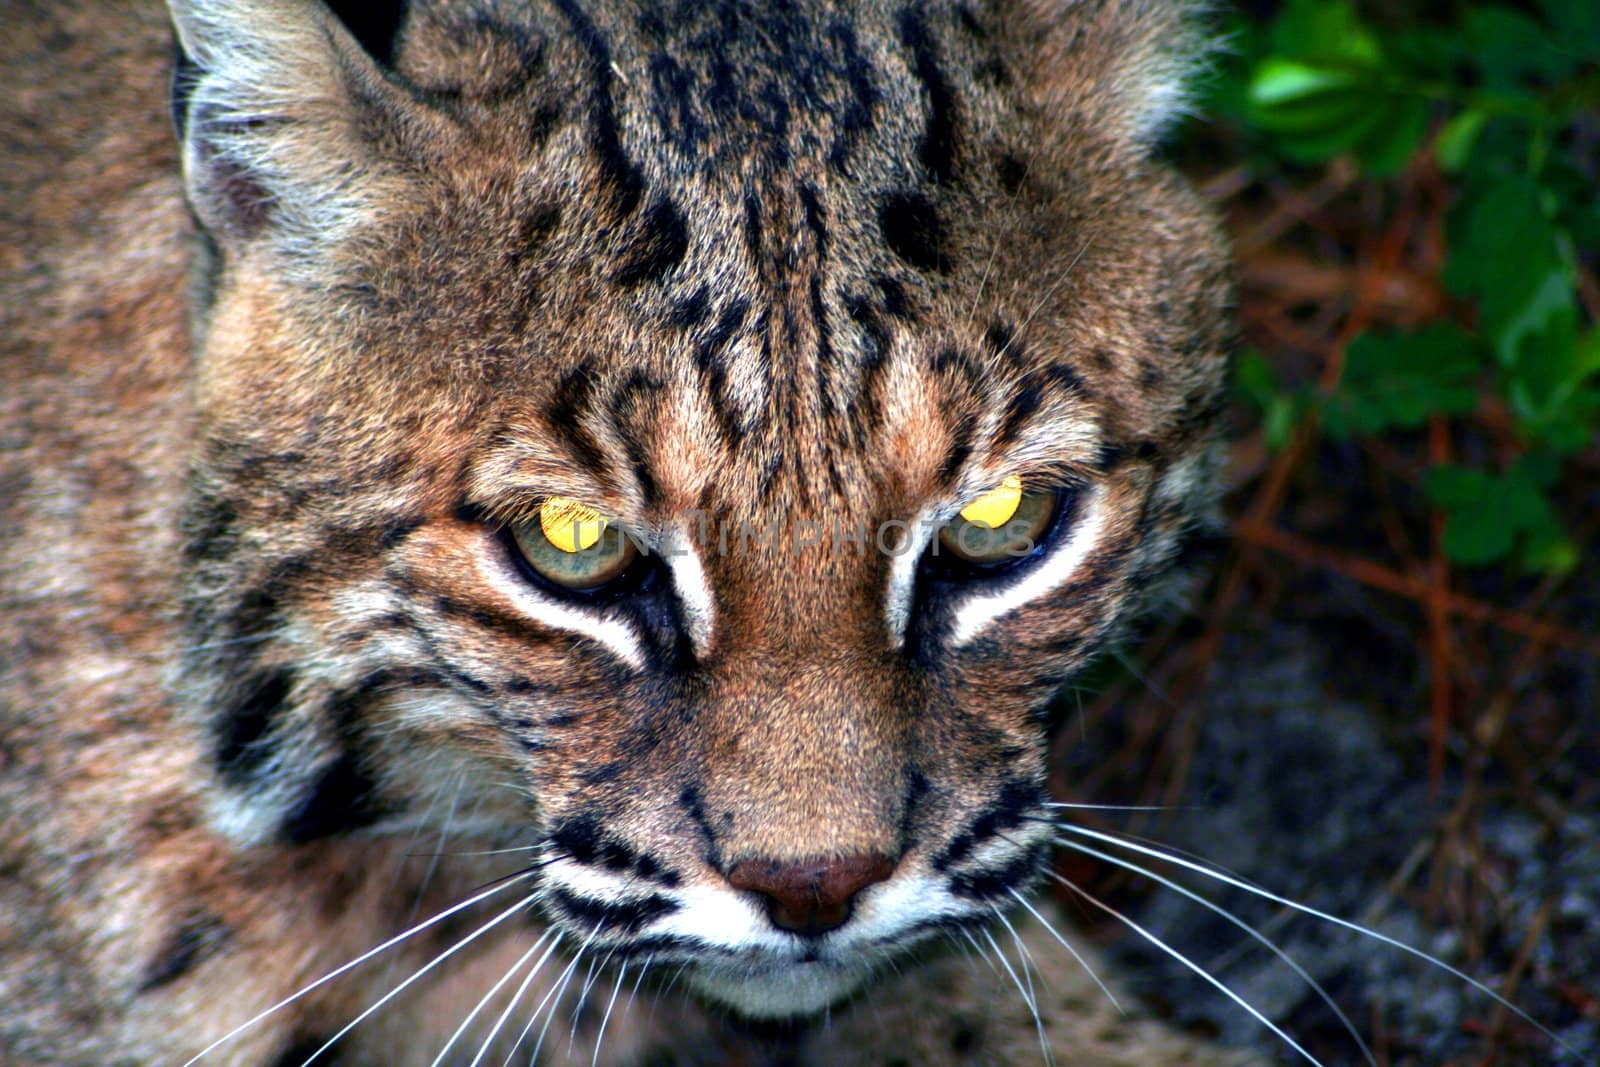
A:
1011;0;1215;148
167;0;406;253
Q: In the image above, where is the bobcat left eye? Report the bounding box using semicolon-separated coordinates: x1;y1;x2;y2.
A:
937;475;1059;566
509;496;639;591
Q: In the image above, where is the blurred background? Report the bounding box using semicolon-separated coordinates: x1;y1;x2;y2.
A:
1049;2;1600;1063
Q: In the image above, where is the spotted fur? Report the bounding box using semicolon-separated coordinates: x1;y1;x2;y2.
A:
1;1;1240;1063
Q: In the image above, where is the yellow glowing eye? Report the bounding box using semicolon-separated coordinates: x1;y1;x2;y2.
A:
538;497;607;553
958;474;1024;529
513;498;638;591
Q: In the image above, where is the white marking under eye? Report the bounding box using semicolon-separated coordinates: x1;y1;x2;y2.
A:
478;541;645;668
883;505;941;647
662;524;715;656
950;486;1107;646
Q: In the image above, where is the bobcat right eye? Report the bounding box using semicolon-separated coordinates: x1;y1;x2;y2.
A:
509;497;639;592
937;475;1060;568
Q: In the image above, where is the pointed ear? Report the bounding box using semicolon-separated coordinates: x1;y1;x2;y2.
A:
168;0;414;252
1008;0;1212;149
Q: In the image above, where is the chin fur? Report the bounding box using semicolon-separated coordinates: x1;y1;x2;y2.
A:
686;959;879;1019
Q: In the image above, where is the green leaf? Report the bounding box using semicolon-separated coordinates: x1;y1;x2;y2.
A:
1424;465;1491;509
1536;0;1600;54
1248;60;1365;113
1440;504;1518;564
1233;350;1302;452
1444;176;1577;367
1425;459;1574;570
1518;524;1580;574
1269;0;1382;68
1353;95;1430;176
1323;326;1484;437
1464;6;1578;87
1434;110;1488;173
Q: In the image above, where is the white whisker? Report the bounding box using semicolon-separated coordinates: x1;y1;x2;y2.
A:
1006;888;1122;1012
431;928;555;1067
1047;871;1322;1066
992;907;1054;1067
567;949;610;1056
591;960;627;1067
179;872;533;1066
480;931;565;1067
1056;839;1371;1065
958;927;1001;978
295;890;541;1066
528;925;600;1066
980;927;1038;1016
1051;823;1566;1050
1042;802;1172;812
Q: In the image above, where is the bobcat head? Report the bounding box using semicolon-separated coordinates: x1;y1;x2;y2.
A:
169;0;1228;1017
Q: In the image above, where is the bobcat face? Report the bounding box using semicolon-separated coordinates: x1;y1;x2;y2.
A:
171;0;1227;1018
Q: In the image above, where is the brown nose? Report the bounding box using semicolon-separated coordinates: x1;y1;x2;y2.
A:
726;854;896;936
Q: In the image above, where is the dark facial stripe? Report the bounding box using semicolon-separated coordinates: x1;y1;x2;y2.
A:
552;0;644;218
138;911;231;993
678;784;724;870
798;182;829;257
549;816;682;887
694;299;752;443
931;777;1040;871
213;668;292;786
896;6;959;184
741;188;763;263
606;371;666;506
995;362;1086;450
546;360;613;479
948;840;1048;902
280;750;385;844
611;198;689;287
547;887;677;935
825;18;880;168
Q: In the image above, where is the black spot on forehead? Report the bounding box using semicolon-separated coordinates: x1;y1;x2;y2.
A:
879;192;950;274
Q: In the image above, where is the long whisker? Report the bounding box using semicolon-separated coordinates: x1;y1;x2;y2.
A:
1042;802;1173;812
528;925;601;1066
1047;871;1322;1066
478;931;566;1067
430;928;556;1067
568;949;612;1056
980;926;1039;1017
591;960;628;1067
179;872;535;1066
958;927;1001;978
1010;241;1093;343
991;907;1054;1067
1056;839;1372;1066
295;890;542;1066
1052;823;1567;1050
1005;888;1122;1012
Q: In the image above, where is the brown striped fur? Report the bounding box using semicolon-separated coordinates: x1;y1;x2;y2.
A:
0;1;1244;1063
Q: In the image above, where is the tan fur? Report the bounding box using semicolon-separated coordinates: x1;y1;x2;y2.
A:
1;1;1247;1063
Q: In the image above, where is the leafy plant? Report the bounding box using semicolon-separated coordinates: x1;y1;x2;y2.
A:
1217;0;1599;570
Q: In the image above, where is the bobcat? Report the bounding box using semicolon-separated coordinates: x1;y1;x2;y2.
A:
0;1;1254;1063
